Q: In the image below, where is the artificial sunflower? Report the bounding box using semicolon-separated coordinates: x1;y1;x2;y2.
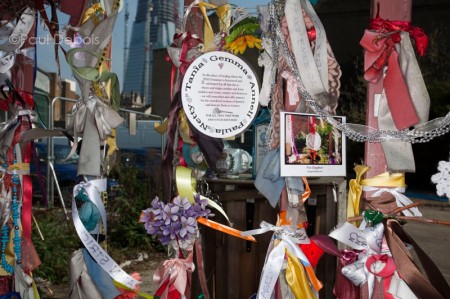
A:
225;35;262;55
225;17;262;55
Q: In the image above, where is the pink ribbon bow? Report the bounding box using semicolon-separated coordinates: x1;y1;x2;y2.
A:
153;252;195;299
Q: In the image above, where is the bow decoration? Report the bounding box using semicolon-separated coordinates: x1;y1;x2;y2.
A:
153;252;195;299
360;29;419;130
242;221;323;298
329;222;385;299
65;95;123;160
369;17;428;56
347;165;421;219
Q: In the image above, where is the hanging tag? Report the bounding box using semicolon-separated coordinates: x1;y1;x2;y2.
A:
332;182;337;203
374;94;381;118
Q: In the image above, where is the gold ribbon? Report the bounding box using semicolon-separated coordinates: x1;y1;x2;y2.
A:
8;162;30;172
285;248;316;299
176;166;230;224
187;1;231;52
347;165;406;219
81;3;105;25
155;119;168;134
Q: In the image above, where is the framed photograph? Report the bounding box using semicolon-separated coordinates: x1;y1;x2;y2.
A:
280;112;346;177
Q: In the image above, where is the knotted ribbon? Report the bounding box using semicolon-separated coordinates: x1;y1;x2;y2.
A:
166;32;202;99
242;221;323;298
369;18;428;56
347;165;420;219
329;222;385;299
153;252;195;299
66;95;123;161
365;254;396;299
360;29;419;130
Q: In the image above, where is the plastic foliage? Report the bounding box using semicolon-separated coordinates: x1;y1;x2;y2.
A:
225;17;262;55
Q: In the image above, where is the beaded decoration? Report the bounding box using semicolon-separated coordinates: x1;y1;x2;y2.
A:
0;159;22;274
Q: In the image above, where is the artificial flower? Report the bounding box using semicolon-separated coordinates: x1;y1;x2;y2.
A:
140;195;214;246
225;35;262;55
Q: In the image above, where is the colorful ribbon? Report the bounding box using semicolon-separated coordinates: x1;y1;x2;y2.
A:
285;248;316;299
176;165;230;224
330;222;385;299
153;252;195;299
241;221;323;295
71;179;140;289
360;29;419;130
369;17;428;56
347;165;413;219
365;254;396;299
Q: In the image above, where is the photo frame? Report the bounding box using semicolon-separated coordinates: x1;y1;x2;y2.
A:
280;112;346;177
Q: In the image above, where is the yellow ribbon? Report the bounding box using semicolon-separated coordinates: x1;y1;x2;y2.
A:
106;128;118;157
81;3;105;25
176;166;230;224
285;249;316;299
7;162;30;172
195;2;231;52
347;165;406;219
154;118;168;134
113;280;154;299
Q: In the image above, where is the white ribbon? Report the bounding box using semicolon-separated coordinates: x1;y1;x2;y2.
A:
241;220;310;245
362;186;422;217
0;8;35;53
73;179;108;233
330;222;385;298
284;0;327;97
0;7;35;83
72;179;140;289
258;38;274;107
0;109;37;153
242;221;313;299
66;95;123;160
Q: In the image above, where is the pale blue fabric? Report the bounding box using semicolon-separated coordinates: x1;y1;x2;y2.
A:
254;148;285;208
82;249;121;299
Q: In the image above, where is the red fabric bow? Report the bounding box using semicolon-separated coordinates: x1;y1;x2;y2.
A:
366;254;397;299
369;18;428;56
360;30;419;129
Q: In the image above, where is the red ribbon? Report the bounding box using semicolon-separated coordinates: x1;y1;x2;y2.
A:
360;30;419;130
366;254;396;299
369;18;428;56
166;32;202;99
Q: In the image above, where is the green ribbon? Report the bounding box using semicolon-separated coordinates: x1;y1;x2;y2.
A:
364;210;384;226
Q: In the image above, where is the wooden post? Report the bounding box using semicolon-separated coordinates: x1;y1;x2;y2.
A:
364;0;412;178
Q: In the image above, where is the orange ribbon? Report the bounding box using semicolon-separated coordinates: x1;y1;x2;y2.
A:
197;217;256;243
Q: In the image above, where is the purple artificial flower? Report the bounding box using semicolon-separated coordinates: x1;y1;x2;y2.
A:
162;203;180;225
173;196;192;210
161;222;182;244
179;216;197;238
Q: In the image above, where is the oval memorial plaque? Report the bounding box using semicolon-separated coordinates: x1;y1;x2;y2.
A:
181;51;259;138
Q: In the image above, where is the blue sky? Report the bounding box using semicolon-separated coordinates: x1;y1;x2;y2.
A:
36;0;267;90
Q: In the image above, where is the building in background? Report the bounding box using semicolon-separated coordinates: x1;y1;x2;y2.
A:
122;0;179;107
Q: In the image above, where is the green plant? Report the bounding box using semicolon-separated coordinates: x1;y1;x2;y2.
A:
32;209;79;284
108;166;165;257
